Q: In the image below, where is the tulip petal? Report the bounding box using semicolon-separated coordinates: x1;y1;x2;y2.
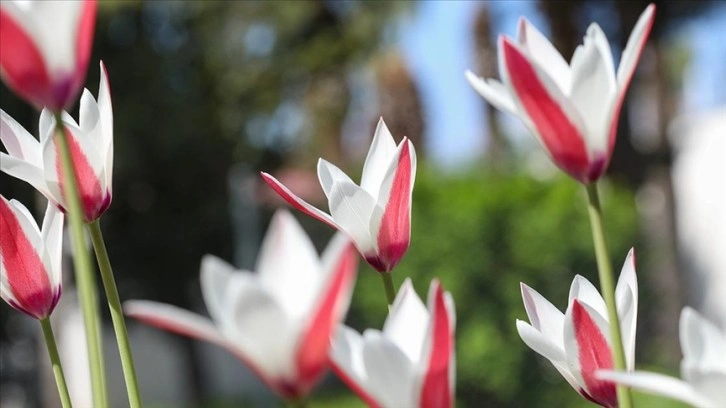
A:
260;171;337;228
373;138;415;270
40;202;63;294
0;197;55;319
464;71;518;116
520;283;565;348
564;300;616;407
295;240;357;391
499;36;591;182
516;17;572;93
420;280;455;408
516;320;583;392
568;275;608;322
256;210;320;316
615;248;638;370
330;326;383;408
680;308;726;374
0;109;43;165
570;24;617;158
200;254;239;328
0;154;51;199
362;330;417;408
0;7;52;109
360;118;398;195
383;278;428;361
97;61;114;191
598;371;718;408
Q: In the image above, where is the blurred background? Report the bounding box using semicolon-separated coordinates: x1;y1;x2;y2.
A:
1;0;724;407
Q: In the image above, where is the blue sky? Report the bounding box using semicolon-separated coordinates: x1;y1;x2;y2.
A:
398;1;726;169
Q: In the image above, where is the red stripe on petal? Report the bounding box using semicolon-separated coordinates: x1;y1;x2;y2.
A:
295;244;357;395
61;0;97;109
375;140;413;272
329;362;383;408
0;10;53;110
420;281;454;408
55;128;104;222
572;300;617;408
501;38;591;183
260;172;338;229
0;199;54;319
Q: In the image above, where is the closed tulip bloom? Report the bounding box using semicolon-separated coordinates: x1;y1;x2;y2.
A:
1;61;113;222
516;249;638;407
466;5;655;184
331;278;456;408
125;210;358;400
599;308;726;408
0;196;64;320
0;0;97;111
262;118;416;273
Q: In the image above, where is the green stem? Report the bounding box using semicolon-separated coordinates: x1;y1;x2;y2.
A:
88;220;143;407
585;183;633;408
380;273;396;307
40;318;73;408
54;115;109;408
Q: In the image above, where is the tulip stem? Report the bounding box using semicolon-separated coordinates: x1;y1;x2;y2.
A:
88;220;144;407
40;318;73;408
585;183;633;408
54;115;109;408
380;273;397;307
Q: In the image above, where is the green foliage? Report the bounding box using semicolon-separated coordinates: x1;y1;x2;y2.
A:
347;166;639;407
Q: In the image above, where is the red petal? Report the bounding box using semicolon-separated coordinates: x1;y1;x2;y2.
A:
0;199;55;319
375;140;413;272
55;127;105;222
295;243;358;394
501;38;592;183
572;300;617;407
0;9;53;110
420;280;454;408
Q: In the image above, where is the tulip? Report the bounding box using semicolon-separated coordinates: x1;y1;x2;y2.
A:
330;278;456;408
516;249;638;407
0;0;97;111
1;61;113;222
0;196;64;320
466;5;655;184
599;308;726;408
262;118;416;273
125;210;358;400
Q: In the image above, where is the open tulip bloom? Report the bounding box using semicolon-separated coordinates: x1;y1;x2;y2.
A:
261;118;416;273
599;307;726;408
125;210;358;400
0;196;64;320
330;278;456;408
0;0;97;111
466;5;655;184
516;249;638;407
1;61;113;223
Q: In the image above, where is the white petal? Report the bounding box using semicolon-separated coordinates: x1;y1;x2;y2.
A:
568;275;608;322
360;118;398;195
682;368;726;406
569;24;617;155
516;17;572;93
0;109;43;166
374;138;416;212
98;61;114;191
256;210;321;316
520;283;565;348
0;153;52;199
330;326;369;390
382;278;428;362
464;71;518;116
362;330;417;408
61;110;105;180
616;4;656;90
200;254;238;326
318;158;357;199
40;203;64;290
516;320;566;364
615;248;638;370
680;308;726;374
598;370;720;408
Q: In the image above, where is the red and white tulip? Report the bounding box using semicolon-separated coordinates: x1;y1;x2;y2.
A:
0;196;64;320
330;278;456;408
124;210;358;400
0;0;97;111
262;118;416;273
466;5;655;184
1;61;113;222
600;307;726;408
516;249;638;407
